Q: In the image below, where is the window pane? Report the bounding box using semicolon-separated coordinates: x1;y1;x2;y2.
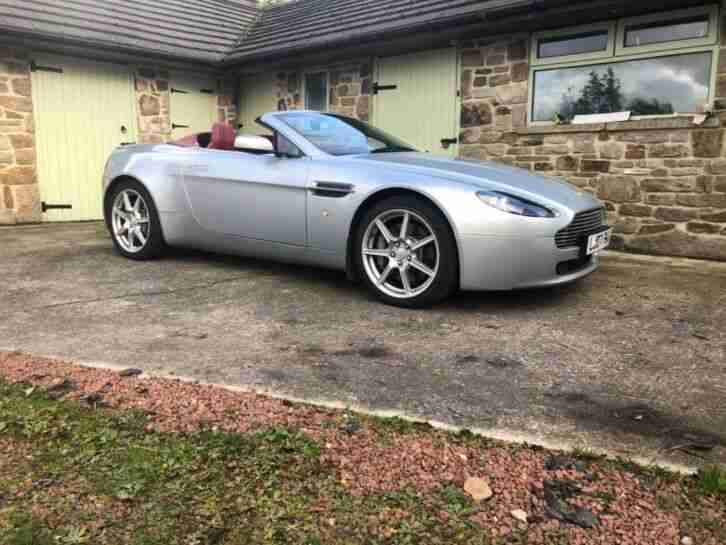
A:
624;16;708;48
538;31;609;59
305;72;327;111
532;52;712;122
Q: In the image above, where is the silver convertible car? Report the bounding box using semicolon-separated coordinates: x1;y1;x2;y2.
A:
102;111;611;307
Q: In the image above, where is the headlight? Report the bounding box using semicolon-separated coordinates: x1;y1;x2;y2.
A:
477;191;555;218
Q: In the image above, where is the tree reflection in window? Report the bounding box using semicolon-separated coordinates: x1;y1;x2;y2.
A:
532;52;711;122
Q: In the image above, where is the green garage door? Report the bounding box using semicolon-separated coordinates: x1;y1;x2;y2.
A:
374;48;460;156
169;73;218;140
238;72;279;133
31;54;137;221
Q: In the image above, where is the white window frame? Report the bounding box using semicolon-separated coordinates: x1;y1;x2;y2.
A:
303;71;329;112
530;22;616;66
615;5;719;56
527;6;720;126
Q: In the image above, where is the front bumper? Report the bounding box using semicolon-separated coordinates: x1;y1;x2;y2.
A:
458;234;599;291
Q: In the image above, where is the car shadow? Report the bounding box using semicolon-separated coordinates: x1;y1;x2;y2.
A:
160;246;579;312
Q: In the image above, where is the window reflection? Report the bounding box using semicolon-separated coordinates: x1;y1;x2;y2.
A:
532;52;711;122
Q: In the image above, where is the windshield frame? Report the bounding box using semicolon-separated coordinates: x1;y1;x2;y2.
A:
272;111;418;157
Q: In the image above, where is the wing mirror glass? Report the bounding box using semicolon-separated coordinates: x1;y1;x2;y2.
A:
233;134;274;154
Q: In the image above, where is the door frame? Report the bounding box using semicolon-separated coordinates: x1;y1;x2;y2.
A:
31;52;139;222
371;47;461;155
168;70;219;138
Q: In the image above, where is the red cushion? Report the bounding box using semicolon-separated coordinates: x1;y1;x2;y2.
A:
208;122;236;150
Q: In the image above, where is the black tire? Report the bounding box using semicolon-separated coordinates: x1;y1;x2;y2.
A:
354;195;459;308
105;179;165;260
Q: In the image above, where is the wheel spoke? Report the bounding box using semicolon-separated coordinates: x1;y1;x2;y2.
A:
133;196;142;213
123;192;133;212
375;220;395;243
410;257;435;278
135;228;147;246
127;230;136;249
400;212;410;239
136;218;150;224
118;222;129;236
363;248;390;258
377;262;394;286
401;267;412;294
411;235;435;251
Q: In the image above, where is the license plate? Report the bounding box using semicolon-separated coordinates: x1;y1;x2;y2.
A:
586;228;612;255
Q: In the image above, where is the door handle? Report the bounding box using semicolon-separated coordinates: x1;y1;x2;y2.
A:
441;138;458;149
372;82;398;94
172;123;190;130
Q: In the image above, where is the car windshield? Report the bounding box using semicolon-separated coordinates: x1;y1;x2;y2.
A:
276;112;417;156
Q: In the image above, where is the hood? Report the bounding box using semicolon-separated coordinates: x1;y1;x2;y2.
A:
352;152;601;212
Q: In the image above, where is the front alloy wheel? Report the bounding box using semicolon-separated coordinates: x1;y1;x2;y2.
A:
356;196;458;307
362;209;440;299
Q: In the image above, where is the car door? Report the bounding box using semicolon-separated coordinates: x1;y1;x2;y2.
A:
182;148;309;246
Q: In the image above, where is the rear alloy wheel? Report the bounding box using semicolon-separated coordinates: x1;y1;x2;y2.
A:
356;196;458;307
106;181;165;260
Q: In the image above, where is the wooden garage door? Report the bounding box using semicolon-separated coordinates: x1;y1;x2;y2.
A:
238;72;279;133
31;54;137;221
169;73;217;139
374;48;460;156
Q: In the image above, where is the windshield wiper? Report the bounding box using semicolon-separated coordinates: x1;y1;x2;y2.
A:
371;146;415;154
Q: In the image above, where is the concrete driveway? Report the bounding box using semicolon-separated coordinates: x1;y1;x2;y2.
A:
1;222;725;468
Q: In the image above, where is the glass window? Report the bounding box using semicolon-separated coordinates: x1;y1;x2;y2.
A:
531;52;712;122
276;133;302;158
624;15;709;48
305;72;328;111
538;31;609;59
278;112;415;156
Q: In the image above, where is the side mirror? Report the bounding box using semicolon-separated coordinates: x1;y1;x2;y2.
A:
233;134;274;154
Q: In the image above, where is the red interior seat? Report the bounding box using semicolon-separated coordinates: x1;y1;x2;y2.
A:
208;123;236;150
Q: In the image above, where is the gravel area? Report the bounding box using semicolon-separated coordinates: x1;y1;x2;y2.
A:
1;350;724;545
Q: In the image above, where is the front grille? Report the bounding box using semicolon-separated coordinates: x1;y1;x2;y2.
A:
555;207;606;249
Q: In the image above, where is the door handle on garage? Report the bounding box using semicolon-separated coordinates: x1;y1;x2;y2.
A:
441;138;458;149
311;181;354;198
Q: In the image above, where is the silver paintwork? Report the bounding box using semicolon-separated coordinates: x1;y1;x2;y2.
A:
102;111;605;291
234;133;274;153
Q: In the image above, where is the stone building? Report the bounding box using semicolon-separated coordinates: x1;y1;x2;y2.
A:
2;0;726;260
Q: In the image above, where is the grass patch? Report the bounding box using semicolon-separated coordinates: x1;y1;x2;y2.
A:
697;465;726;496
1;513;55;545
571;447;602;462
0;379;491;544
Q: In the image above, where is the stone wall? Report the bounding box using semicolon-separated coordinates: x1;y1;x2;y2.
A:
273;59;373;121
135;67;171;144
134;69;237;144
458;34;726;261
0;48;40;224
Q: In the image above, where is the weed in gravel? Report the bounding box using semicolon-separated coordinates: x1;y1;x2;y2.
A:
697;465;726;496
572;447;602;461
